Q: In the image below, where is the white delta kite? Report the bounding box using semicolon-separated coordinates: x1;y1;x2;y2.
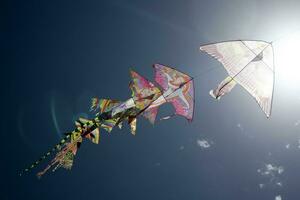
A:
200;40;274;117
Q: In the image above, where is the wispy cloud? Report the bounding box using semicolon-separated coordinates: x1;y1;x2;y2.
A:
196;139;211;149
259;183;264;189
236;123;254;139
257;164;284;175
275;195;282;200
276;182;283;187
237;123;244;131
257;163;284;189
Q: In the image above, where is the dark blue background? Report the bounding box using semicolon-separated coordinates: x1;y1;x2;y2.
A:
4;0;300;199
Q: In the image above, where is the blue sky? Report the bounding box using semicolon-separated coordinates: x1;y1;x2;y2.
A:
4;0;300;199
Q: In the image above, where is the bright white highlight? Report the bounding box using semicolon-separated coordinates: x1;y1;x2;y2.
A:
276;33;300;85
196;139;211;149
275;195;282;200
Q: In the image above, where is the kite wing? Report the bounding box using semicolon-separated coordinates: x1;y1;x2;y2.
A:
129;70;162;123
130;70;162;109
91;98;121;114
90;98;122;132
142;107;159;124
200;40;274;117
153;64;195;121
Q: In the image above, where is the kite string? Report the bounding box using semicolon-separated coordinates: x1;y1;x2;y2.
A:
192;64;221;80
133;64;221;122
271;28;300;44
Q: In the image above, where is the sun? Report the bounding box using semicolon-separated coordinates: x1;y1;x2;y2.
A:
275;33;300;86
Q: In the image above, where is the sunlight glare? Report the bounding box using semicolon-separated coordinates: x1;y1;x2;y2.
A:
275;33;300;85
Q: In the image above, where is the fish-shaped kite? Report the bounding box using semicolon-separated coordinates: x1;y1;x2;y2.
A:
200;40;274;117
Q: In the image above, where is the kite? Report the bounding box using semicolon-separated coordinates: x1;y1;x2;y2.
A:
20;64;195;178
142;64;194;124
200;40;274;117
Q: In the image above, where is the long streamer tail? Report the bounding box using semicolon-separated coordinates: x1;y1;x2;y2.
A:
19;134;71;176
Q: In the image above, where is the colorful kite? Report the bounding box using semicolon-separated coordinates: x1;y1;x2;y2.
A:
20;64;195;178
200;40;274;117
142;64;194;124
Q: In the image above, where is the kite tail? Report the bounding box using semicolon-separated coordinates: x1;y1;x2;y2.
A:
19;134;71;176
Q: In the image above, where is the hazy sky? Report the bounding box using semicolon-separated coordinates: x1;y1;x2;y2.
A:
5;0;300;199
